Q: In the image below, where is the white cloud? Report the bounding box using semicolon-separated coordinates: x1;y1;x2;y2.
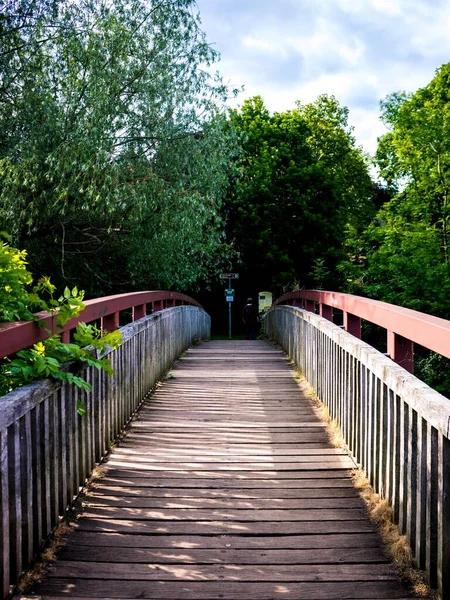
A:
195;0;450;157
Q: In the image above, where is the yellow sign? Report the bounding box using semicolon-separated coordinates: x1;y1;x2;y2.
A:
258;291;272;313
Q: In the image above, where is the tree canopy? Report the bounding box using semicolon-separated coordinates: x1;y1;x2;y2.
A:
0;0;237;295
225;95;373;296
347;64;450;318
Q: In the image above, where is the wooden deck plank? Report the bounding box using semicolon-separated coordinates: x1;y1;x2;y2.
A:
94;476;356;488
80;507;370;521
66;531;384;549
31;580;413;599
58;546;388;564
46;561;398;581
30;340;414;599
85;495;366;509
73;518;376;535
90;485;360;498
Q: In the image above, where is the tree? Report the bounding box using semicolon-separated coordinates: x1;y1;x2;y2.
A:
0;0;237;295
226;96;373;295
361;64;450;317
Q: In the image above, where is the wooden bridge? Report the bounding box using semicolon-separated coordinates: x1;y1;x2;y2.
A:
27;341;412;599
2;291;450;599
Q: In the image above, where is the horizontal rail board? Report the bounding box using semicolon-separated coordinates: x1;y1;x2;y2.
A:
0;291;202;359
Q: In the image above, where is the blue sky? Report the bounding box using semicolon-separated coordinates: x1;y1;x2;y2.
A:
195;0;450;160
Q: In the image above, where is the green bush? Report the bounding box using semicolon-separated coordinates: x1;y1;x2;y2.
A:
0;236;122;408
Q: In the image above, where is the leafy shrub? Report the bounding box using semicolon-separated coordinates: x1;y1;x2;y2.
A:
0;236;122;407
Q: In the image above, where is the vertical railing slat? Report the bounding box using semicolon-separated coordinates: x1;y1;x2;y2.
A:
0;430;10;598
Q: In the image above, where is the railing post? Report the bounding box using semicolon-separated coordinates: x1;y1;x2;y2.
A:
305;299;315;312
102;312;119;332
132;304;146;321
344;312;362;339
61;330;70;343
320;304;333;321
387;331;414;373
153;300;163;312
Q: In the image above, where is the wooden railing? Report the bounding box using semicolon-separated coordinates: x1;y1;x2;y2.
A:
275;290;450;373
265;302;450;599
0;292;210;598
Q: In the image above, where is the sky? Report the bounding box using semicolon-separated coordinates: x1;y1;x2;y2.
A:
194;0;450;160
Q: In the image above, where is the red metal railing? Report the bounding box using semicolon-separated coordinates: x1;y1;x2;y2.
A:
273;290;450;373
0;291;203;360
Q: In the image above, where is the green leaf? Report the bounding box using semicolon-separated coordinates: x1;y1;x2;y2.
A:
77;400;87;416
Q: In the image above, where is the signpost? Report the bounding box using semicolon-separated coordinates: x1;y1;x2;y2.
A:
220;273;239;339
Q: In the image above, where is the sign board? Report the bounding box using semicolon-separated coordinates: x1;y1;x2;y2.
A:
220;273;239;279
226;296;234;302
225;289;235;296
258;291;273;313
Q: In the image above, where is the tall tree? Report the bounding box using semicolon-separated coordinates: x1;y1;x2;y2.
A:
226;96;372;296
0;0;236;295
362;64;450;317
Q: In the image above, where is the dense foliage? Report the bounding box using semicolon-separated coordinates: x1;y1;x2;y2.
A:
2;0;450;396
339;64;450;395
0;0;237;295
225;95;373;295
342;65;450;319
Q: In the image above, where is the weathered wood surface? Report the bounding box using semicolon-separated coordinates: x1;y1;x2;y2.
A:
29;341;414;599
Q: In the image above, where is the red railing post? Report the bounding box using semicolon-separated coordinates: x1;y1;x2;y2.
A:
320;304;333;321
153;300;163;312
61;330;70;343
344;312;362;339
387;331;414;373
305;299;315;312
133;304;146;321
102;312;119;332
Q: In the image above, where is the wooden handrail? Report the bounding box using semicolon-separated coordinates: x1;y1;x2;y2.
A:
0;291;203;360
273;290;450;372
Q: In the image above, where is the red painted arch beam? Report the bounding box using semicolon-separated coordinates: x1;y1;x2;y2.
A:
274;290;450;362
0;291;203;360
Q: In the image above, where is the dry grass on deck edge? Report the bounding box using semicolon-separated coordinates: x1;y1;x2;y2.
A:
14;467;108;595
296;373;438;600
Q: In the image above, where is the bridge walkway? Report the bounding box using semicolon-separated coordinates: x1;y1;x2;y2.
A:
30;341;414;599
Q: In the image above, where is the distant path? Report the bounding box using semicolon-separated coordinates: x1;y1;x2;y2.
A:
31;341;413;599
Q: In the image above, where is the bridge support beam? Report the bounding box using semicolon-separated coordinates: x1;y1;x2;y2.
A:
320;304;333;321
132;304;146;321
305;299;315;312
102;311;119;332
153;300;163;312
344;312;361;339
387;331;414;373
